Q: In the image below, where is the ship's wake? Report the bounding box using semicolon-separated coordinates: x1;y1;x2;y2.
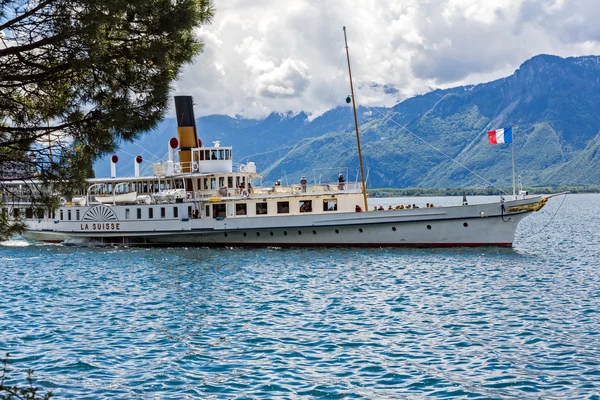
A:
0;239;30;247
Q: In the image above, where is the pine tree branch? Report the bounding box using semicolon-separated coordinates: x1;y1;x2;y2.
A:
0;33;68;58
0;0;58;32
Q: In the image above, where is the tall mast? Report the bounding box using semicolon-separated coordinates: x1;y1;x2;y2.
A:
343;26;368;211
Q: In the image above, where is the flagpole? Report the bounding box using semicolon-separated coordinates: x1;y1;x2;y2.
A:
511;125;516;199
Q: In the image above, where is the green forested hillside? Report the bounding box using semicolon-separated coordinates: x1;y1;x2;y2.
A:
96;54;600;189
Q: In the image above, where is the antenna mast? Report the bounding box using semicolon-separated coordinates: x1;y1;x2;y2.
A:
343;26;368;211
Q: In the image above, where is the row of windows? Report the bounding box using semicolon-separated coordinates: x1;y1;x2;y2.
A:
94;182;185;195
92;174;249;195
201;175;249;190
197;148;231;161
2;208;47;219
208;199;338;218
58;207;180;221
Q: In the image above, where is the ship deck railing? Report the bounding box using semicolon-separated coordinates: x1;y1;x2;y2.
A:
191;181;362;201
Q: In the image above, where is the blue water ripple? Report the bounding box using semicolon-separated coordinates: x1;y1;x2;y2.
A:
0;194;599;398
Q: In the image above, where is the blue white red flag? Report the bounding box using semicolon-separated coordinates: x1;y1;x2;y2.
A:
488;127;512;144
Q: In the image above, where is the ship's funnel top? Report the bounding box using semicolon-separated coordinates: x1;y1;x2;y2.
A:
174;96;196;127
174;95;198;174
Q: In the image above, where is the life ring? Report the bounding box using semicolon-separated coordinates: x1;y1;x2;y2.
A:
59;197;67;206
241;189;249;197
192;162;199;172
185;192;192;201
174;164;181;173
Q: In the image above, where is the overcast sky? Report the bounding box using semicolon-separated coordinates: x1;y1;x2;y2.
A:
171;0;600;119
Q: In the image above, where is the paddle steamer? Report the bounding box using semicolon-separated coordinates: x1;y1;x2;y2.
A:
0;94;548;247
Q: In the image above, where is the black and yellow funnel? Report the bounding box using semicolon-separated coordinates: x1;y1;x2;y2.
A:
174;96;198;172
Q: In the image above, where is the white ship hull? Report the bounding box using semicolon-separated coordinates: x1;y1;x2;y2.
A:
23;197;541;247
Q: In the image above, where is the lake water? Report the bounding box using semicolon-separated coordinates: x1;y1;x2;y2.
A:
1;194;599;399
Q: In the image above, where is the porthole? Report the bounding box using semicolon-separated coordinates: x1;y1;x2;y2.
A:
284;231;288;236
312;230;317;235
335;229;339;234
243;232;247;237
257;232;260;236
270;232;274;236
359;228;363;233
298;231;302;235
463;222;468;227
427;225;431;230
224;233;228;237
392;227;397;231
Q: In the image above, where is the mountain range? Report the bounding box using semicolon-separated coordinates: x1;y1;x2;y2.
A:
95;54;600;189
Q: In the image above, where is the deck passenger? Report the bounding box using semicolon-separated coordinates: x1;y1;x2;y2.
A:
355;205;362;212
300;176;307;193
238;182;249;197
338;174;345;190
272;180;281;192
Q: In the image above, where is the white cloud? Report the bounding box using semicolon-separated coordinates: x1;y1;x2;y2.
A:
256;58;311;98
170;0;600;118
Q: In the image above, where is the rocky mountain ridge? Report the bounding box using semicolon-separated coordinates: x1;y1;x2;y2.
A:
95;54;600;188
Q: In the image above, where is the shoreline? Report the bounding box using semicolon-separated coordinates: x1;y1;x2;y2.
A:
367;186;600;198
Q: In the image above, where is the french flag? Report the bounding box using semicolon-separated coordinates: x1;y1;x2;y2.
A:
488;127;512;144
